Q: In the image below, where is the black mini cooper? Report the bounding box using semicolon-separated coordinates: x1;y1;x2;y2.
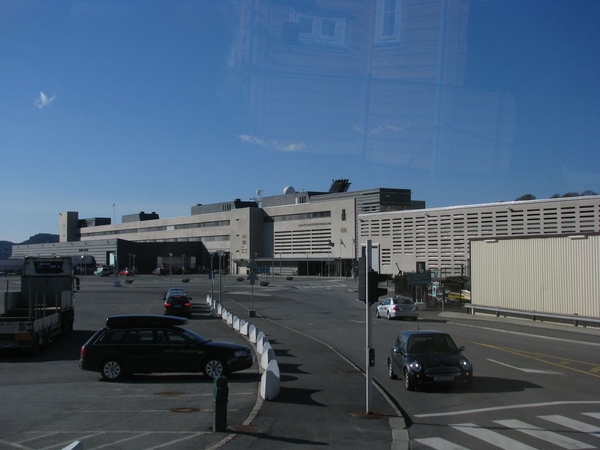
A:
388;330;473;390
79;315;254;381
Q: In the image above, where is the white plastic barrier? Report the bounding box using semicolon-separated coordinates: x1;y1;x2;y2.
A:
256;331;266;353
249;325;258;344
260;341;276;370
260;359;280;400
227;314;235;326
233;316;241;331
239;320;249;336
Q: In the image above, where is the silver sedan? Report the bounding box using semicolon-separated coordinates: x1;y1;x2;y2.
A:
376;296;419;321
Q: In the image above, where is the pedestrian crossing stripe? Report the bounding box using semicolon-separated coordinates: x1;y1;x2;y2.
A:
415;413;600;450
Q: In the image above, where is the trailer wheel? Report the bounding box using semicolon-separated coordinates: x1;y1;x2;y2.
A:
101;359;125;381
41;332;49;351
29;334;40;356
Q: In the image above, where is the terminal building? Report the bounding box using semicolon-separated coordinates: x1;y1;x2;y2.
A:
11;182;600;282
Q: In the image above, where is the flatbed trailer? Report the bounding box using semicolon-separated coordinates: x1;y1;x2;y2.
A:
0;257;77;353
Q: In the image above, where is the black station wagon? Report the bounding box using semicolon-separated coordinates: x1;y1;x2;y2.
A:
79;315;254;381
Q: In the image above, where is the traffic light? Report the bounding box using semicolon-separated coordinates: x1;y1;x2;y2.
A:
367;270;388;304
358;257;366;302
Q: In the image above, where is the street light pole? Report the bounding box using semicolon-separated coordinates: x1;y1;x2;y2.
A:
181;254;185;275
169;253;173;281
210;253;215;300
217;251;224;303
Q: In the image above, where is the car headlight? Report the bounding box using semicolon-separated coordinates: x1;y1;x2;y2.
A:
459;357;471;371
234;349;250;358
409;360;422;373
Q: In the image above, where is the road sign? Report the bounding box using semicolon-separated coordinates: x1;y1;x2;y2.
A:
407;272;432;286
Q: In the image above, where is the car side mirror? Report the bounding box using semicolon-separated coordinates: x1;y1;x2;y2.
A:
459;346;466;352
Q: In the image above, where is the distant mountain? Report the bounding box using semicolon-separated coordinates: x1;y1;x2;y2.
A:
0;234;59;259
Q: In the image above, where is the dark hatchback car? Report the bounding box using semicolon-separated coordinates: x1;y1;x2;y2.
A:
79;315;254;381
388;330;473;391
164;293;192;318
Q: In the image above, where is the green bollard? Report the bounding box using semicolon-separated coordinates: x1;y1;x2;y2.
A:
213;376;229;432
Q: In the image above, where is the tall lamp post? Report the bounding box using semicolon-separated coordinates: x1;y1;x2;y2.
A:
210;252;215;300
181;254;185;275
80;255;84;285
169;253;173;281
132;254;136;276
217;251;224;303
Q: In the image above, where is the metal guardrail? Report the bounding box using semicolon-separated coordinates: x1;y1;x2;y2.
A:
464;304;600;328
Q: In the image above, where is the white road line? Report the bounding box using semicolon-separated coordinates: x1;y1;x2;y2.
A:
415;401;600;418
449;322;600;347
86;432;153;450
488;358;563;375
415;437;470;449
494;419;594;449
583;413;600;420
540;415;600;435
450;423;538;450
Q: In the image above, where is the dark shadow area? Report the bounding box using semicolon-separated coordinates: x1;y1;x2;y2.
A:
0;329;96;363
273;387;326;407
228;428;327;447
277;362;309;375
397;376;541;394
273;348;296;358
100;370;261;385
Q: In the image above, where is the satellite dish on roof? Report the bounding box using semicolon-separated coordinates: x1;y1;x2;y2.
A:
256;190;262;197
283;186;296;195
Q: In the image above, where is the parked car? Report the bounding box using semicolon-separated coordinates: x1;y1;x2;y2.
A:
94;267;111;277
119;268;133;276
152;267;167;275
388;330;473;391
164;293;193;318
376;296;419;320
79;315;254;381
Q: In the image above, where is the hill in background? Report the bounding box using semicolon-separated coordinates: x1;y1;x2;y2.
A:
0;234;59;259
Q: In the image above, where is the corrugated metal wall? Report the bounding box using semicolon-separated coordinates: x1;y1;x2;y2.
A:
471;235;600;317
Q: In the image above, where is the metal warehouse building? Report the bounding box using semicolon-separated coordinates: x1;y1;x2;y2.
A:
470;234;600;319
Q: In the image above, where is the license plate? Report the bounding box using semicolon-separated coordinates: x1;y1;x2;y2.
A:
434;376;454;381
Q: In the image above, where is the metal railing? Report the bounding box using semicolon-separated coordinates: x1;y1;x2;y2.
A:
464;304;600;329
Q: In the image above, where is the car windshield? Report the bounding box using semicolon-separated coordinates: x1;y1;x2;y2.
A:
177;327;209;344
392;298;413;305
4;1;598;247
408;335;458;354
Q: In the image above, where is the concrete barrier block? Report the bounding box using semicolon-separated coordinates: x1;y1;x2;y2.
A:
260;359;280;401
227;314;235;326
240;320;249;336
260;342;275;370
249;325;258;343
256;332;266;353
233;316;240;331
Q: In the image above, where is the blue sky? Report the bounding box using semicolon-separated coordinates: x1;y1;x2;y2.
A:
1;0;599;243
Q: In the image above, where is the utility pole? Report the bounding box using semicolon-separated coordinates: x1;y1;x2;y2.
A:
365;240;373;414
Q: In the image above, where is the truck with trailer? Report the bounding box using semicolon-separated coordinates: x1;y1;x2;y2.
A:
0;256;78;354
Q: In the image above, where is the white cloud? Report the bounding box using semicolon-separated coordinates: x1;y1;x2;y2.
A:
35;91;56;109
239;134;267;147
239;134;305;152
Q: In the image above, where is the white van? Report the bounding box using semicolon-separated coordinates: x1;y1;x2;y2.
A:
94;267;111;277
